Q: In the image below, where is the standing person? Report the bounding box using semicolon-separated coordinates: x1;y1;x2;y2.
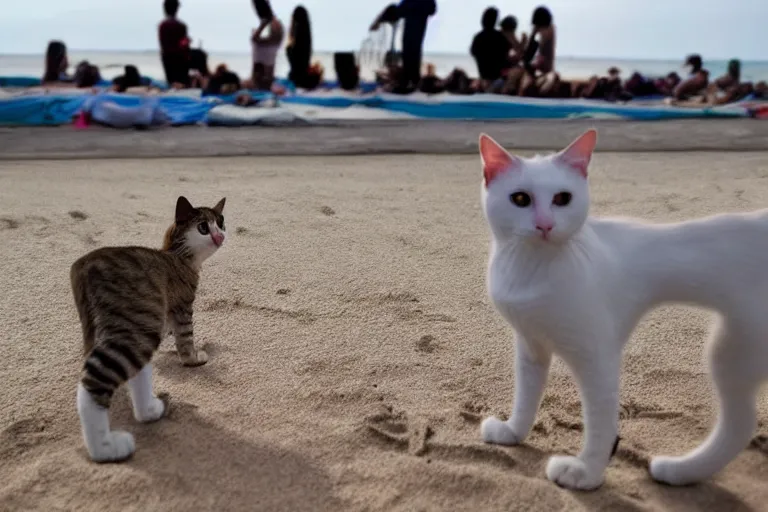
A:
470;7;511;88
158;0;191;87
519;6;558;96
499;15;527;67
251;16;285;90
370;0;437;93
286;5;318;89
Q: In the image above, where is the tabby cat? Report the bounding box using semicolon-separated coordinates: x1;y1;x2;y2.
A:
71;196;226;462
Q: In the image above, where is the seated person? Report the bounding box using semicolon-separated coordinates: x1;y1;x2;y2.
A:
575;67;626;101
418;63;444;94
112;65;147;92
442;68;475;95
205;64;242;95
251;16;285;90
754;81;767;99
673;54;709;100
706;59;753;104
470;8;511;84
42;40;74;86
73;60;102;88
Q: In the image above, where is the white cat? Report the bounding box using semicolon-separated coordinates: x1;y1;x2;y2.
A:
477;129;768;490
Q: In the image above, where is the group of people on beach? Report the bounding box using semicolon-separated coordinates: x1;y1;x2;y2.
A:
39;0;765;105
445;5;765;103
42;0;323;97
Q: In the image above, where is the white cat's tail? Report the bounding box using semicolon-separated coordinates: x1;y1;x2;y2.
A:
650;318;763;485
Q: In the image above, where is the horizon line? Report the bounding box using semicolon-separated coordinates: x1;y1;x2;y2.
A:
1;49;766;64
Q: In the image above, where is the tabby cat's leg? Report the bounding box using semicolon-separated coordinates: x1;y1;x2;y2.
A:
77;330;160;462
172;306;208;366
127;364;168;423
650;319;760;485
78;345;137;462
482;335;552;445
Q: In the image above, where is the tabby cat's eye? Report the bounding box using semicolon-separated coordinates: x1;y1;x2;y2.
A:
197;222;210;235
552;192;572;207
510;192;532;208
216;215;225;230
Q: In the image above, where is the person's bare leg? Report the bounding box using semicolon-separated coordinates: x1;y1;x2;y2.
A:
538;72;560;97
520;72;537;97
502;68;524;95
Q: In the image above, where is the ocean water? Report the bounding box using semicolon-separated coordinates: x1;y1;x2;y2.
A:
2;50;768;84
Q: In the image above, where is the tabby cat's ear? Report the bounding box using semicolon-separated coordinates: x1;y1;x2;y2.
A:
479;133;521;187
175;196;196;223
555;129;597;178
212;197;226;215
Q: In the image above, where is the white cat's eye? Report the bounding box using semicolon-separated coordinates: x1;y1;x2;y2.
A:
510;192;532;208
553;192;572;207
197;222;210;235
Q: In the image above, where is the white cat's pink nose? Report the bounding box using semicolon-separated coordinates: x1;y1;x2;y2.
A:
536;223;554;238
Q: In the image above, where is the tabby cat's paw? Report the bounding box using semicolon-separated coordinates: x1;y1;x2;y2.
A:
134;393;169;423
546;455;604;490
481;417;523;445
89;430;135;463
180;350;208;367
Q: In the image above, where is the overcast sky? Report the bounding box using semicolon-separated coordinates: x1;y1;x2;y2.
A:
2;0;765;60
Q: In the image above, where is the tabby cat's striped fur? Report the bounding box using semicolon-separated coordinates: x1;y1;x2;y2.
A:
71;196;226;462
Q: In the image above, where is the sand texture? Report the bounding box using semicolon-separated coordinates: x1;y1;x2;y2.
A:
0;153;767;511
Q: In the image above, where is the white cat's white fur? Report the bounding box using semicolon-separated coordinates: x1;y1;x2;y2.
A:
77;364;165;462
478;129;768;490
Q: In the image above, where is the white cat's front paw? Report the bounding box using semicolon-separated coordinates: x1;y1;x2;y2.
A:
134;394;169;423
546;455;604;490
649;456;697;486
88;430;136;463
481;417;523;445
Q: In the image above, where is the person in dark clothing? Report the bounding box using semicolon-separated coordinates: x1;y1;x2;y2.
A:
286;5;318;89
112;65;149;92
73;60;102;88
370;0;437;92
42;40;72;85
418;63;444;94
158;0;191;87
673;54;709;100
204;64;242;95
470;7;511;85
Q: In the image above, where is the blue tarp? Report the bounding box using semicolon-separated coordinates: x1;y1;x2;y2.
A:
0;90;751;126
282;93;749;121
0;93;224;126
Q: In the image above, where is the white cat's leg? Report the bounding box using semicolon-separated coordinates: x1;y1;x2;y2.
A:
76;383;135;462
482;337;552;445
650;321;760;485
127;363;167;423
546;351;621;491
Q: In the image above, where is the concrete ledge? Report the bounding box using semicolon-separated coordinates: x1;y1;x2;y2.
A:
1;119;766;160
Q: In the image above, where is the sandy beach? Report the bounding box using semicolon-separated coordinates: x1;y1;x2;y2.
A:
1;150;767;511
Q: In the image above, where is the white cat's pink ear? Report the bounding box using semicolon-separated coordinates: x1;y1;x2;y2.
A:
556;129;597;178
479;133;520;186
